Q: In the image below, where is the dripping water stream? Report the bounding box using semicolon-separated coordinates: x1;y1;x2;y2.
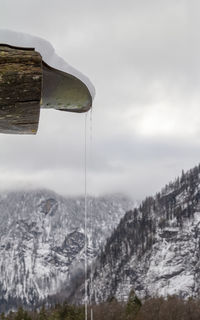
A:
84;109;94;320
84;113;88;320
89;109;94;320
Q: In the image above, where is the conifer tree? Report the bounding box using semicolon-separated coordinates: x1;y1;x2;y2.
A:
126;289;142;320
14;306;31;320
38;305;48;320
0;313;5;320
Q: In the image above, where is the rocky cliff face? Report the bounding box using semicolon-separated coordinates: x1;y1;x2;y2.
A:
0;189;132;311
86;165;200;302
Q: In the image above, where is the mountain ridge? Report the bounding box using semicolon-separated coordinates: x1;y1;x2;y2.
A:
78;164;200;303
0;188;133;312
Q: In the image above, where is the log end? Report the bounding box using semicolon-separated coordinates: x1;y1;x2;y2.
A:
0;45;42;134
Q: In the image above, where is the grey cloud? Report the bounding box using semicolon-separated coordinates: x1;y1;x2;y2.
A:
0;0;200;200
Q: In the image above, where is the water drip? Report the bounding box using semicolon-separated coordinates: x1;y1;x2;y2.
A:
84;113;88;320
84;109;94;320
89;109;94;320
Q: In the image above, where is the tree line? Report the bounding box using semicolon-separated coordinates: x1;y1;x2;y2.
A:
1;292;200;320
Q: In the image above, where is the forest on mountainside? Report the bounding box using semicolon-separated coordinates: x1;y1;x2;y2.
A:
87;164;200;302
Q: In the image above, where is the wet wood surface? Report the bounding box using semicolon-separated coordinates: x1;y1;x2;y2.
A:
0;45;42;134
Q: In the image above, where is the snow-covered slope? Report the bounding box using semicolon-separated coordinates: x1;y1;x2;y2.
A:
85;165;200;302
0;189;132;311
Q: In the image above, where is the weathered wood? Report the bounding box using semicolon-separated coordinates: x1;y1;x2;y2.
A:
0;45;42;134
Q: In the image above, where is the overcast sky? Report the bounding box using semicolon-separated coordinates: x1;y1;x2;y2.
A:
0;0;200;200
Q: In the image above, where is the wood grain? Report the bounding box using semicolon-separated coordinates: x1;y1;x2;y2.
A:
0;45;42;134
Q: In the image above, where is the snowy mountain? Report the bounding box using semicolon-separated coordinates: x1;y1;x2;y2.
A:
84;164;200;303
0;189;133;311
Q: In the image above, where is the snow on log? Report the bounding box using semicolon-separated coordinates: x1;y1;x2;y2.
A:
0;29;95;134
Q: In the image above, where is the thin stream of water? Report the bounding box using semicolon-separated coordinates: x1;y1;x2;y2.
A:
89;109;94;320
84;113;88;320
85;109;94;320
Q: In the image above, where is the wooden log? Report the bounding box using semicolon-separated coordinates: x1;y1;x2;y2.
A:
0;45;42;134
